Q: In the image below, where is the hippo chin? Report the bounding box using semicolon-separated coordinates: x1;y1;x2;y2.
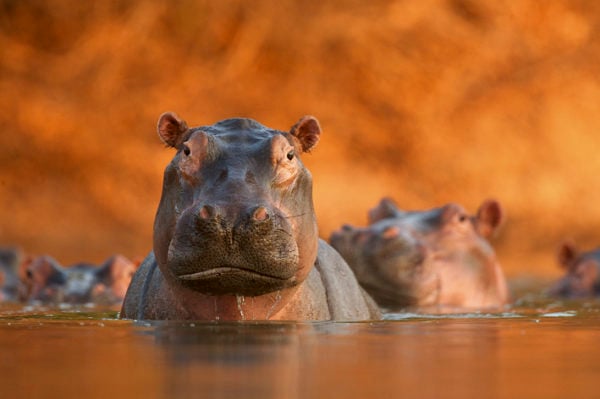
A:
120;112;380;321
330;198;509;313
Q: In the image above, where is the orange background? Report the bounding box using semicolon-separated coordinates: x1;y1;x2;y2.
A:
1;0;599;279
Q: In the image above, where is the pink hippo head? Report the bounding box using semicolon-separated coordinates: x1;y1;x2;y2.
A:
330;198;509;313
548;241;600;298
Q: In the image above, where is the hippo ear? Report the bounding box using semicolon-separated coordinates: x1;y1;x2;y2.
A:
18;255;35;281
95;255;134;283
290;116;321;152
157;112;189;148
23;256;64;281
476;199;504;238
368;198;403;224
557;240;578;270
94;256;116;282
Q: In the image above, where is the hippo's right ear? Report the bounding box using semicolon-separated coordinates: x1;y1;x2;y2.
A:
290;116;321;153
157;112;189;148
368;198;402;224
475;199;504;238
557;240;578;270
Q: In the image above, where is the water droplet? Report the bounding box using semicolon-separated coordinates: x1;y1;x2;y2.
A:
236;295;246;320
266;290;282;319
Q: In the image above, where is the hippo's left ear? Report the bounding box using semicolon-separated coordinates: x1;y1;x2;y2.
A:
290;116;321;152
94;256;116;283
368;198;403;224
557;240;578;270
95;255;136;283
476;199;504;238
157;112;189;148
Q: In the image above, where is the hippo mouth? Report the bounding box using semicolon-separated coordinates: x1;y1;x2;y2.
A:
175;265;298;296
178;266;293;282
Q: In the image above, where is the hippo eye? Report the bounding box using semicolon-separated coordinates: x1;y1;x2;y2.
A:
286;150;295;161
26;269;33;279
458;214;468;223
183;145;191;156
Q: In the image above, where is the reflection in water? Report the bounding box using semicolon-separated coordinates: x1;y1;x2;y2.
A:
148;322;307;399
0;298;600;398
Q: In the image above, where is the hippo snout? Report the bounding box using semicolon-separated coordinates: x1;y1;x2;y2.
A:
168;201;301;296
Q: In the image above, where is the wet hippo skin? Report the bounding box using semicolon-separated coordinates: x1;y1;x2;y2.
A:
120;112;380;321
330;198;509;313
548;241;600;298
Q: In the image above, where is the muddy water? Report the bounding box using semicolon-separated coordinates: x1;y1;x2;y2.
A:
1;297;599;399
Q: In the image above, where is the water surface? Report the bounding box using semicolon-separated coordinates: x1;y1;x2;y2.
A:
1;296;599;399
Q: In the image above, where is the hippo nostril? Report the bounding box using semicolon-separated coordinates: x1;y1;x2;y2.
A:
252;206;269;222
342;224;353;232
382;226;400;239
199;205;216;220
217;169;228;183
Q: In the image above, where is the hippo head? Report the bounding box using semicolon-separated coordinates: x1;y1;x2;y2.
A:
71;255;139;304
22;255;138;305
153;113;320;298
0;247;22;302
21;256;67;303
548;241;600;298
330;198;507;310
91;255;140;303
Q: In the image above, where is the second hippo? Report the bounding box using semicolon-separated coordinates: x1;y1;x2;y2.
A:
547;241;600;298
120;112;380;321
330;198;509;313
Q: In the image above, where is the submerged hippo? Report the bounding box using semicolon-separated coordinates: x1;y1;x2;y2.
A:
21;255;138;305
0;247;23;302
548;241;600;298
329;198;509;313
120;112;380;321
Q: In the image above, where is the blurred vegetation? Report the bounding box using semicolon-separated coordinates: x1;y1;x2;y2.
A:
1;0;600;277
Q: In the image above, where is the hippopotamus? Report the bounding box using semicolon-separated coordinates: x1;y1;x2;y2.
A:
329;198;509;313
547;241;600;298
0;247;23;302
21;255;138;305
120;112;380;321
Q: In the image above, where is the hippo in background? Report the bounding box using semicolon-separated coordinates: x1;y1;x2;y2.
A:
120;112;380;321
547;241;600;298
0;247;24;302
21;255;139;305
329;198;509;313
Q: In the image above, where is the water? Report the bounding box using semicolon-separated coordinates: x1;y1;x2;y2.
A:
1;296;600;399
